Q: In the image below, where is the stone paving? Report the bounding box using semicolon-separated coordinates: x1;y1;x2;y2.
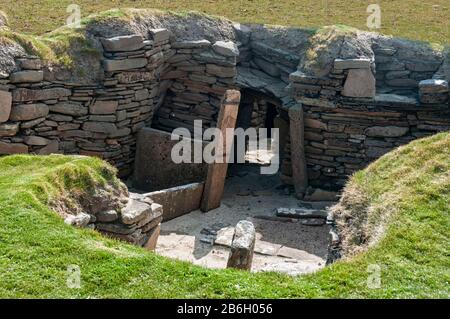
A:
156;165;333;275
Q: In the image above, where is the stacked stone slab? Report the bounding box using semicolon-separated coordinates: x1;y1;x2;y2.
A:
65;193;162;249
152;40;238;133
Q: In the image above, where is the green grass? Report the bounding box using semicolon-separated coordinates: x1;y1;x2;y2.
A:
0;1;448;44
0;133;449;298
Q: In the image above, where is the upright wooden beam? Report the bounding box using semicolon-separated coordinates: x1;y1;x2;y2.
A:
201;90;240;212
288;104;308;198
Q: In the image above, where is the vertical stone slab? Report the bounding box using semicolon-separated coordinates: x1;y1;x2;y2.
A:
133;128;207;191
144;224;161;251
201;90;240;212
289;104;308;198
226;220;256;270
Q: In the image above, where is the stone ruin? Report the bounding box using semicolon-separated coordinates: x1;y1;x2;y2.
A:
0;10;449;265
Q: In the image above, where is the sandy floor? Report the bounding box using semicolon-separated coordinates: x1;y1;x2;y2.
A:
156;164;334;275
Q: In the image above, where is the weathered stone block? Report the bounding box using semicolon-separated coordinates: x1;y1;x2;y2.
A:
134;89;149;101
304;118;327;130
212;41;239;57
0;141;28;154
334;58;371;70
365;126;409;137
149;28;170;43
24;136;51;146
101;35;144;52
17;58;42;70
0;90;12;123
0;123;19;136
49;102;88;116
64;213;91;228
103;58;148;72
9;103;49;121
13;88;71;102
227;220;256;270
116;71;154;84
96;210;119;222
374;94;418;106
82;122;117;134
121;199;152;225
10;70;43;83
342;68;376;98
90;100;118;114
172;40;211;49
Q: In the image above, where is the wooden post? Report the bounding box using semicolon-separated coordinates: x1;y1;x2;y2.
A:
201;90;240;212
288;104;308;198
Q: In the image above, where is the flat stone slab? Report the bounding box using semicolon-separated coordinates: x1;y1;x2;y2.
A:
365;125;409;137
10;70;43;83
334;58;371;70
374;94;418;106
212;41;239;57
49;102;88;116
89;100;118;115
101;35;145;52
103;58;148;72
0;141;28;154
172;40;211;49
121;199;152;225
9;103;49;121
276;207;328;219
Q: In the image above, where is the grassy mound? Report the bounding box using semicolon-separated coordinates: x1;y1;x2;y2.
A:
0;133;449;298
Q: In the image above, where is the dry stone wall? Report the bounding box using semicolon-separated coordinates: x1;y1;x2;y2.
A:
0;30;173;177
286;59;450;189
152;39;238;133
0;13;449;190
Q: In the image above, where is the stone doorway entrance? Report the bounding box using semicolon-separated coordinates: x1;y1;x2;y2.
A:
233;89;284;168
